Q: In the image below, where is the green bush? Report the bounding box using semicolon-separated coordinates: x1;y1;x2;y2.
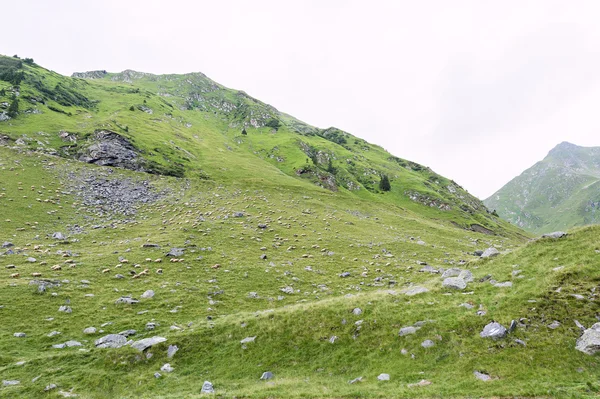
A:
379;174;391;191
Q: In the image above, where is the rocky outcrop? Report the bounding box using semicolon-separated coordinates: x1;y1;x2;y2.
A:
71;70;108;79
78;130;142;171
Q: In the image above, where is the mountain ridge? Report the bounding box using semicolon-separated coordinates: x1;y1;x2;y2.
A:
484;141;600;233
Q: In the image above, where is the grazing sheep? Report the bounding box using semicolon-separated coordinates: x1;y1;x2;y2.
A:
51;265;62;271
156;269;163;274
10;273;20;278
211;264;221;269
154;258;162;263
102;268;111;273
31;272;42;277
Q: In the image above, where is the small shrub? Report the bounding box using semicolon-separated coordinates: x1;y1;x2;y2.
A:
379;174;391;191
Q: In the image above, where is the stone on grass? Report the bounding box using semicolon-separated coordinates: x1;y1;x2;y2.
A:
481;248;499;258
45;383;58;391
480;322;507;339
402;286;429;296
160;363;174;373
377;373;390;381
166;248;184;257
83;327;97;335
575;323;600;355
352;308;362;315
13;332;26;338
240;336;256;344
548;320;561;329
348;376;363;384
115;296;139;305
260;371;273;380
52;232;66;240
442;277;467;290
421;339;435;348
141;290;155;299
474;371;491;381
3;380;20;386
95;334;127;349
458;269;474;282
493;281;513;288
131;336;167;351
441;268;461;278
399;326;419;336
167;345;179;358
541;231;567;239
201;381;215;393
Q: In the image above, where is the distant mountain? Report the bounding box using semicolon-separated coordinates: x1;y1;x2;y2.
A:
484;141;600;233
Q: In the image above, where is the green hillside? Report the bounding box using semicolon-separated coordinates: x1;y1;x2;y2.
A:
485;142;600;234
1;55;600;398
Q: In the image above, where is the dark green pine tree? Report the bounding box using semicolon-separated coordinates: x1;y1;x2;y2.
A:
379;174;391;191
7;95;19;118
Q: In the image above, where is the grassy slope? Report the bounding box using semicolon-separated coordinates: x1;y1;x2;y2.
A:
3;57;598;398
0;57;518;235
0;147;598;398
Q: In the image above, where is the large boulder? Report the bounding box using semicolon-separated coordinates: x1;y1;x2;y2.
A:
442;277;467;290
575;323;600;355
481;248;500;258
131;336;167;351
95;334;127;349
480;322;507;339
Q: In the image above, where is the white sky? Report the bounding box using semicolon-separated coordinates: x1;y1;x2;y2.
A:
3;0;600;198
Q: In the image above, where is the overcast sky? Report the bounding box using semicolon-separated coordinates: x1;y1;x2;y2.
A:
4;0;600;198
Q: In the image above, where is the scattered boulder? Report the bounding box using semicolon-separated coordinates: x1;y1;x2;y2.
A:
52;232;66;240
377;373;390;381
541;231;567;239
443;277;467;290
480;322;507;339
167;345;179;359
474;371;491;381
260;371;273;380
13;332;26;338
3;380;20;386
398;326;419;336
160;363;174;373
240;336;256;344
201;381;215;393
167;248;185;257
83;327;97;335
95;334;127;349
131;336;167;351
575;323;600;355
421;339;435;348
402;286;429;296
481;248;499;258
115;296;139;305
141;290;155;299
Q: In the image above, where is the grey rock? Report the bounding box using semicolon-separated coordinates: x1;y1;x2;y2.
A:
95;334;127;349
458;269;474;282
459;303;474;309
441;268;461;278
201;381;215;393
493;281;513;288
167;345;178;358
240;336;256;344
3;380;20;386
45;383;58;391
166;248;184;257
83;327;97;335
398;326;419;336
348;376;363;384
154;372;162;379
481;247;500;258
58;306;72;313
443;277;467;290
280;286;294;294
53;340;82;349
474;371;491;381
142;243;160;248
377;373;390;381
131;336;167;351
26;257;37;263
541;231;567;239
260;371;273;380
402;286;429;296
52;232;66;240
575;323;600;355
352;308;362;315
78;130;141;171
141;290;155;299
13;332;26;338
514;339;527;346
508;320;517;333
115;296;139;305
119;329;137;337
1;241;13;248
160;363;174;373
473;250;484;257
339;272;351;278
421;339;435;348
548;320;561;329
47;331;61;337
574;320;586;331
480;322;507;339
